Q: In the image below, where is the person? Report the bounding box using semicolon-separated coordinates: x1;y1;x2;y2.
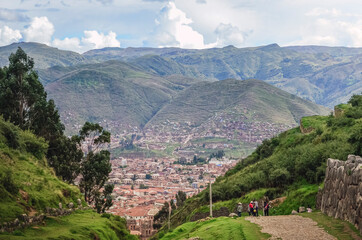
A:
237;202;243;217
253;199;259;216
264;201;269;216
248;201;254;216
247;202;251;216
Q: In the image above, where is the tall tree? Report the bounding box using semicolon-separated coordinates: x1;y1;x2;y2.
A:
74;122;113;211
0;47;82;183
176;191;187;207
0;47;46;129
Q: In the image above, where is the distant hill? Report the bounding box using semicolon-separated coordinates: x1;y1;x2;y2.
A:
146;79;330;129
83;44;362;108
40;60;206;133
0;42;86;69
38;57;329;134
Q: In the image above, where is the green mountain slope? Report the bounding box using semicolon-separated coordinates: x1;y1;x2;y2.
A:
163;96;361;231
0;119;136;239
0;42;86;69
147;79;330;128
0;119;82;222
41;60;202;133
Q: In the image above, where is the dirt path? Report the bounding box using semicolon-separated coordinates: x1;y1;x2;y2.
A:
246;215;336;240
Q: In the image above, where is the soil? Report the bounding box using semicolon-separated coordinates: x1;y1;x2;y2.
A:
246;215;336;240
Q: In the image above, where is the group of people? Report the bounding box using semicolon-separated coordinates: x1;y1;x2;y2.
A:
236;199;270;217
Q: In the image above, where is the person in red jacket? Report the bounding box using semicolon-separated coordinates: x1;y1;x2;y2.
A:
249;201;254;216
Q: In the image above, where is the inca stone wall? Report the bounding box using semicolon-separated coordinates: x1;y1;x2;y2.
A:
316;155;362;235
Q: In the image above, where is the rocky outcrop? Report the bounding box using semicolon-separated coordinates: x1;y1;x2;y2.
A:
317;155;362;235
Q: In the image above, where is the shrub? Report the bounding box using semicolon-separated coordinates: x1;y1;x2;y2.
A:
0;169;18;195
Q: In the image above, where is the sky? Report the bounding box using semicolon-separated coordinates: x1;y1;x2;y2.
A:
0;0;361;53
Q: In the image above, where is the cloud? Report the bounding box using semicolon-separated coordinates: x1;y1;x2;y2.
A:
289;9;362;47
0;26;22;45
82;30;120;49
214;23;247;47
0;8;29;22
196;0;206;4
53;30;121;53
52;37;81;52
23;16;54;45
144;2;205;49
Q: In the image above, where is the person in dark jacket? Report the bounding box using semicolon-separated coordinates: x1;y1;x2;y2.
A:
253;199;259;216
264;201;270;216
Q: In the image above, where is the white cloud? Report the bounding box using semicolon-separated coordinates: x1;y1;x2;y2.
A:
0;26;22;45
289;9;362;47
144;2;205;49
23;16;54;45
82;30;120;49
52;37;81;52
213;23;247;47
53;30;121;53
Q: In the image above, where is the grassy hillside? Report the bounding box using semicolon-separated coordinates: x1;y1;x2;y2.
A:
147;79;330;128
159;216;270;240
0;210;137;240
40;60;198;133
0;42;86;69
0;119;83;222
163;95;361;230
0;119;136;239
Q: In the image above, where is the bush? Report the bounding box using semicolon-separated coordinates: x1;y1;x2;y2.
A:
0;121;19;149
0;169;18;195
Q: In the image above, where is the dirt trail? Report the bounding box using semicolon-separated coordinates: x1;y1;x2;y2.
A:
246;215;336;240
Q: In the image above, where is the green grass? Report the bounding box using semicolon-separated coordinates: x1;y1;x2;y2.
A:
271;183;319;215
159;217;270;240
0;210;137;240
300;115;328;129
0;119;84;222
300;211;361;240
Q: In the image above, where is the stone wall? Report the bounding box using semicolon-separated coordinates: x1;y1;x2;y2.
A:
316;155;362;235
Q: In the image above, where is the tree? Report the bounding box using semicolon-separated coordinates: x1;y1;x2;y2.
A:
47;135;83;183
154;201;170;223
0;48;81;183
74;122;112;211
94;184;114;213
176;191;187;207
0;47;46;129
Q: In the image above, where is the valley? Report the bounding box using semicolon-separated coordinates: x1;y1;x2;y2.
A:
0;42;361;240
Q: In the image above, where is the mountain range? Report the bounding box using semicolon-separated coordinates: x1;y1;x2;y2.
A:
1;42;360;134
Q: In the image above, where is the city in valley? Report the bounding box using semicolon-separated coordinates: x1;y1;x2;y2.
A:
98;115;293;238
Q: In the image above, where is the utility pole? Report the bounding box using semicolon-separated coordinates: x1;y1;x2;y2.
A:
168;201;171;230
209;172;213;218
